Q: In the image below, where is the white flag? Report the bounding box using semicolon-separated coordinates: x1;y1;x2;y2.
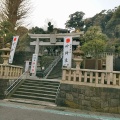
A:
9;36;19;64
30;54;38;74
63;37;72;68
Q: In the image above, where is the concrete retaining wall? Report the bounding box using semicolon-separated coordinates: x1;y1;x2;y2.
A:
56;84;120;114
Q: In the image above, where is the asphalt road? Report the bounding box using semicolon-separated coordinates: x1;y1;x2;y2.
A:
0;100;120;120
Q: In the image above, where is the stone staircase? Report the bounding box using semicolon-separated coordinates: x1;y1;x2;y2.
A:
7;79;60;104
47;59;62;79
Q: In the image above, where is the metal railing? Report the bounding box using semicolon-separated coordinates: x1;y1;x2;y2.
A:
43;52;63;78
5;72;26;97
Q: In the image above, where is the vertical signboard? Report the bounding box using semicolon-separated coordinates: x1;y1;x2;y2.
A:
9;36;19;64
62;37;72;68
25;61;30;72
30;54;38;74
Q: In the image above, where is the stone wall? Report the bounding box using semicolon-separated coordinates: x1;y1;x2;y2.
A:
56;84;120;114
0;80;9;99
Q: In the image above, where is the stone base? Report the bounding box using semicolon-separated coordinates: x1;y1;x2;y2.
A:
0;79;9;99
56;83;120;114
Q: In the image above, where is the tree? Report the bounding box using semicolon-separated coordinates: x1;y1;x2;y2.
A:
114;25;120;38
65;11;85;31
47;22;54;33
0;21;14;48
81;26;107;69
29;27;46;34
81;26;107;44
43;18;57;32
0;0;31;32
105;6;120;38
84;9;114;34
17;26;28;36
84;18;93;32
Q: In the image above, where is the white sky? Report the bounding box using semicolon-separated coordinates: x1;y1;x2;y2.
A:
28;0;120;29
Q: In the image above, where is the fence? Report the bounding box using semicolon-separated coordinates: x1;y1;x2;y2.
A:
62;68;120;88
0;64;23;79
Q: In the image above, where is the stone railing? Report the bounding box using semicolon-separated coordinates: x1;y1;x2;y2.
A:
0;64;23;80
62;68;120;89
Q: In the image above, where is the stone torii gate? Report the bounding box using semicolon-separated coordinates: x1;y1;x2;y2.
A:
28;32;84;76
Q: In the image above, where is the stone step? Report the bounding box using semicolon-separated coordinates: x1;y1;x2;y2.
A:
23;81;60;86
5;98;57;106
20;85;58;91
7;79;60;104
13;91;56;98
22;83;59;88
11;94;55;102
25;79;60;83
17;88;57;94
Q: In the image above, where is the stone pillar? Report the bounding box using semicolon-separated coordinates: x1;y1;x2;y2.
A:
106;55;113;71
106;55;113;82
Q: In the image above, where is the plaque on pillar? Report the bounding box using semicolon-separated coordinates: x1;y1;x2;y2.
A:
50;34;56;44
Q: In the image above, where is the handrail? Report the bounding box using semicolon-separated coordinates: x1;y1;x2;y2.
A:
5;72;26;96
43;52;62;78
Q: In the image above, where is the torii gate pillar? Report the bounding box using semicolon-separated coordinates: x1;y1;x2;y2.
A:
31;38;39;77
35;38;40;54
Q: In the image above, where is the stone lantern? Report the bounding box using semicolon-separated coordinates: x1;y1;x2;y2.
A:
0;43;11;64
73;45;84;73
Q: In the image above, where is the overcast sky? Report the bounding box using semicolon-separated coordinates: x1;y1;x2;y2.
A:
28;0;120;29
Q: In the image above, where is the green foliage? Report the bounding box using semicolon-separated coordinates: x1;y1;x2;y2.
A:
16;33;30;51
106;16;120;38
81;26;108;44
65;11;85;30
47;22;54;33
114;25;120;38
81;26;107;69
0;21;12;35
29;27;46;34
5;32;14;42
0;21;15;47
84;6;120;38
82;26;107;53
113;6;120;18
0;20;29;50
82;39;106;57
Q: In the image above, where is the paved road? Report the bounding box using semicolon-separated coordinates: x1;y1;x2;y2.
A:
0;100;120;120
